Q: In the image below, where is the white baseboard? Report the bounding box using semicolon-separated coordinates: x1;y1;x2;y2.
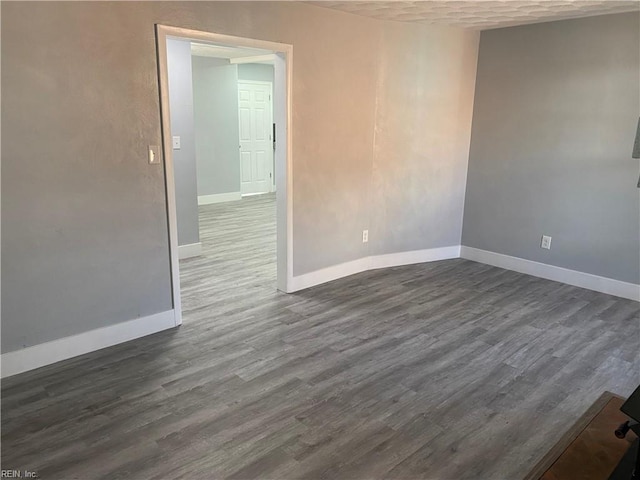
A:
370;246;461;270
460;246;640;302
1;310;177;378
289;246;460;292
178;242;202;259
198;192;241;205
290;257;372;292
289;245;639;301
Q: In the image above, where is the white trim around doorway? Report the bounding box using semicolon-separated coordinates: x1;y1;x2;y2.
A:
155;25;295;329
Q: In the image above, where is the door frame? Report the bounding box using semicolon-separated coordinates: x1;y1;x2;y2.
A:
237;79;275;194
155;25;294;327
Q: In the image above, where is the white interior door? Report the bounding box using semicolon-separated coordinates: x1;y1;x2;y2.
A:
238;81;273;196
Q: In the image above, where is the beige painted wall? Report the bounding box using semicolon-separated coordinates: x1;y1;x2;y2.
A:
371;22;479;255
1;1;479;352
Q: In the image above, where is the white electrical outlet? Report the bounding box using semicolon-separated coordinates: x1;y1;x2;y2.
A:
541;235;552;250
362;230;369;243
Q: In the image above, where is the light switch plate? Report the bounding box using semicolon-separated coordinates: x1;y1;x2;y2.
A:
148;145;161;165
172;136;181;150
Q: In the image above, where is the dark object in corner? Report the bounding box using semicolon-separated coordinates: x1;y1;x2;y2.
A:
612;384;640;478
609;439;639;480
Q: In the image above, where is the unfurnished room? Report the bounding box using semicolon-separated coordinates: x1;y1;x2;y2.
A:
1;1;640;479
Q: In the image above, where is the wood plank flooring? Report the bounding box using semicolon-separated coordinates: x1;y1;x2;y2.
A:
2;193;639;479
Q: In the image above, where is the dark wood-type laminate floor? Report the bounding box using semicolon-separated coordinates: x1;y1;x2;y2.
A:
2;194;639;479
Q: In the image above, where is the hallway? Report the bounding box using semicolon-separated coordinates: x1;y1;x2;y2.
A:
179;193;277;323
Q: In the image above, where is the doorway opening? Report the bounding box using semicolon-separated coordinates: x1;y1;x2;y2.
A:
156;26;293;326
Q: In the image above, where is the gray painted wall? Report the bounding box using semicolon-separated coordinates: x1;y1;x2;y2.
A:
238;63;275;83
2;2;175;352
462;13;640;284
1;1;479;353
192;57;241;196
167;38;199;246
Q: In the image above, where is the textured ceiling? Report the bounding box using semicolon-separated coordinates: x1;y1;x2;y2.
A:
311;1;640;30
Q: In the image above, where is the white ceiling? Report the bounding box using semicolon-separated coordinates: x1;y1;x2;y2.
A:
311;1;639;30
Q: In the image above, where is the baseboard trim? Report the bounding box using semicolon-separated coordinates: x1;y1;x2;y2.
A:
290;257;372;292
178;242;202;259
289;246;460;292
460;246;640;302
1;310;177;378
198;192;241;205
371;246;461;270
